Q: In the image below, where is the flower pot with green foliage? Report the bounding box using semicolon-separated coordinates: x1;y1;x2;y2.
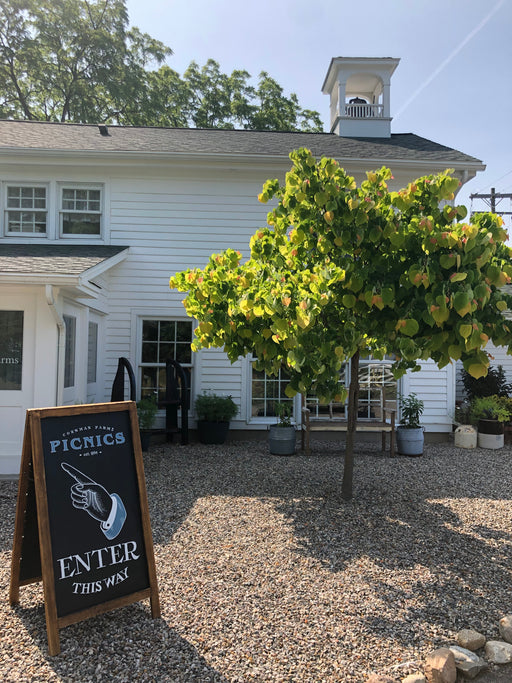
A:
195;393;238;444
470;395;509;449
268;402;296;455
396;393;424;456
137;394;158;451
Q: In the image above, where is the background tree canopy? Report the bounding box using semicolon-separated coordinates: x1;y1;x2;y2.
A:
0;0;322;131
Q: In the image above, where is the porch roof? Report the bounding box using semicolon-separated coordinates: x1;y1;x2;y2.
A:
0;244;128;276
0;244;129;298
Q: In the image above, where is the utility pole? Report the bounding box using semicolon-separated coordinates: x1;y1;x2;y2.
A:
470;187;512;216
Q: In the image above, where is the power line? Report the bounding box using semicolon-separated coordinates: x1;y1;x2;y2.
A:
470;187;512;216
473;168;512;196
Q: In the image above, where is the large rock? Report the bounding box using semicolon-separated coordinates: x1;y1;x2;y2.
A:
499;615;512;643
449;645;487;679
485;640;512;664
456;628;486;651
424;648;457;683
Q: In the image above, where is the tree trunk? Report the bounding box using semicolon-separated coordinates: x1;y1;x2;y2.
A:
342;350;359;501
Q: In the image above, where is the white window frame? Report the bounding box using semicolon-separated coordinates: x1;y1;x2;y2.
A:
58;183;103;238
4;183;48;237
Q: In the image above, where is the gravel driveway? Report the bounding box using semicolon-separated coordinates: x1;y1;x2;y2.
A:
1;439;512;682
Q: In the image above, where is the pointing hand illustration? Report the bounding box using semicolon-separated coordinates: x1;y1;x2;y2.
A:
61;463;127;540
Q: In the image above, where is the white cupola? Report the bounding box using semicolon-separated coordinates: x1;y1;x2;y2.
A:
322;57;400;138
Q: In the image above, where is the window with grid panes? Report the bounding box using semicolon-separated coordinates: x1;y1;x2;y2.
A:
5;185;47;234
251;362;294;419
305;356;397;420
140;320;193;403
60;187;102;235
357;358;397;419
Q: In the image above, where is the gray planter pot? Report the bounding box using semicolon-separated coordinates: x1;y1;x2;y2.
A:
396;426;424;456
268;425;296;455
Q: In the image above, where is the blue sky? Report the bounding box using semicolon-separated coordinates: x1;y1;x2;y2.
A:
126;0;512;226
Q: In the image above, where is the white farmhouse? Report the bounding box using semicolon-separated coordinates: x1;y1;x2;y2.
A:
0;57;487;475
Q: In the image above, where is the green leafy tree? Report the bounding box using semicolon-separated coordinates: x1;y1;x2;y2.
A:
0;1;322;131
0;0;171;122
171;148;512;499
123;59;323;131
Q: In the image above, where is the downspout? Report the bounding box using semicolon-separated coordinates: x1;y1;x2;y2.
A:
45;285;65;406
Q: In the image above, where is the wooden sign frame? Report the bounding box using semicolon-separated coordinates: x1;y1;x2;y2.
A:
10;401;160;655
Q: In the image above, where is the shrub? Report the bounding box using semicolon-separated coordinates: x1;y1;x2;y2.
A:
469;395;510;423
462;364;512;400
137;395;158;430
195;393;238;422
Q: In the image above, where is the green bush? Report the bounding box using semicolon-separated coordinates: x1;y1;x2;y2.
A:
137;395;158;430
497;396;512;423
469;395;510;423
462;364;512;400
195;393;238;422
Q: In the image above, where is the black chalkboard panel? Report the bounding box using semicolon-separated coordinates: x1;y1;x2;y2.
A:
10;402;160;655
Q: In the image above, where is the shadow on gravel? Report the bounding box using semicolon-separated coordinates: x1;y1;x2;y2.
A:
144;440;512;644
12;602;228;682
4;440;512;680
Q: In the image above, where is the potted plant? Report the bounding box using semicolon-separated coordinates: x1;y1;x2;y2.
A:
470;395;509;449
195;392;238;444
268;402;296;455
497;396;512;444
396;393;424;456
137;394;158;451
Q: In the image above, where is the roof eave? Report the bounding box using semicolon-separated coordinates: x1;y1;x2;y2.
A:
0;146;485;173
0;273;100;298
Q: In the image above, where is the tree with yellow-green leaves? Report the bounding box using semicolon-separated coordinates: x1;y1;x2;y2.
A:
170;148;512;499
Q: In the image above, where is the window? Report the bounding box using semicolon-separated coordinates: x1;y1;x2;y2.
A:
0;311;23;390
139;319;193;402
5;185;47;234
87;321;98;384
251;363;294;419
357;359;397;419
60;187;102;235
63;315;76;388
305;356;397;420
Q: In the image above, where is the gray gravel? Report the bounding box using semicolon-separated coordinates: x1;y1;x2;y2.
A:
1;438;512;682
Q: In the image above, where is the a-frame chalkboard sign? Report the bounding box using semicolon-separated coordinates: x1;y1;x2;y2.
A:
10;401;160;655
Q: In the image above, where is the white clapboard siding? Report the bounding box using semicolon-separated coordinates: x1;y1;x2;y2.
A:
404;360;454;432
102;170;266;405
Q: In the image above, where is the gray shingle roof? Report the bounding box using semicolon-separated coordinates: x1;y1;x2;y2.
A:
0;119;483;166
0;244;128;275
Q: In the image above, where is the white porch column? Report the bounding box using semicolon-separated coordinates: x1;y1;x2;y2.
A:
382;81;391;118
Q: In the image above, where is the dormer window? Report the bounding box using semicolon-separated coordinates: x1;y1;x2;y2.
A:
60;186;102;236
5;185;47;235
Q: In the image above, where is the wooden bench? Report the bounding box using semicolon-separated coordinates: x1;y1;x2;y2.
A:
301;398;396;457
